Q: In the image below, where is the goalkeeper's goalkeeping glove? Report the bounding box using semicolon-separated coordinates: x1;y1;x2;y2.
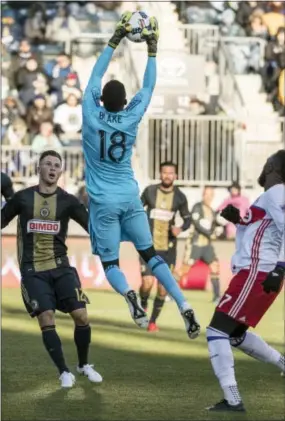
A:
108;11;132;49
141;17;159;57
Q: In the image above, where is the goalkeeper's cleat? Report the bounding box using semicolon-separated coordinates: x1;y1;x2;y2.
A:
206;399;246;412
59;371;75;389
77;364;103;383
125;290;148;328
181;307;200;339
147;322;159;332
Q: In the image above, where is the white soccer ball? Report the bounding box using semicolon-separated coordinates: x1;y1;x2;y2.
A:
126;11;151;43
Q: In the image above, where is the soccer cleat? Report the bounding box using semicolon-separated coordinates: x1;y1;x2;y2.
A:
59;371;75;389
281;371;285;377
147;322;159;332
206;399;246;412
77;364;103;383
181;308;200;339
125;290;148;328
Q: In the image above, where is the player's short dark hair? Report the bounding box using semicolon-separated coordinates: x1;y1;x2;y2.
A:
101;80;126;112
39;150;62;163
160;161;177;173
275;149;285;181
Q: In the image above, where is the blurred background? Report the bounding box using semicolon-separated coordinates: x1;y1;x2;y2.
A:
1;0;285;288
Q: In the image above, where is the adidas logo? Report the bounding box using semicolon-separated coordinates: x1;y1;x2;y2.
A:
43;201;48;206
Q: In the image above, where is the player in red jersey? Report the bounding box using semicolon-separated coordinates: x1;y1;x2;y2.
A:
206;150;285;412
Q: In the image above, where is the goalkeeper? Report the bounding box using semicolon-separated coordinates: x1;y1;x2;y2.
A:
82;12;200;339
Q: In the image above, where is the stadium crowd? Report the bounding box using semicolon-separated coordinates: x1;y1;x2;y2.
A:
173;1;285;115
1;1;121;152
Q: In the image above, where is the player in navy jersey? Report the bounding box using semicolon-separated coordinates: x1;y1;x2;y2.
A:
82;12;200;339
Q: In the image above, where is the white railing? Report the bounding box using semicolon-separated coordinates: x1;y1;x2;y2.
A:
179;23;219;61
146;115;242;186
218;38;245;115
1;146;84;187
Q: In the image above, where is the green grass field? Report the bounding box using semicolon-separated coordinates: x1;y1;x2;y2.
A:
2;288;284;421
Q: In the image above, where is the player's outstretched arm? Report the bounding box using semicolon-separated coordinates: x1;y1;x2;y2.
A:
141;17;159;91
84;12;132;95
1;192;21;229
126;17;159;119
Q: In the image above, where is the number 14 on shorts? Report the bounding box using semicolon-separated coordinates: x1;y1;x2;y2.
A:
75;288;90;304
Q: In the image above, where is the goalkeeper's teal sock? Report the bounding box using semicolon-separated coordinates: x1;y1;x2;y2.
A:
105;265;130;296
147;256;187;309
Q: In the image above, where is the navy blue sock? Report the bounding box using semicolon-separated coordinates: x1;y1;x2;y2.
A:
74;324;91;368
42;325;69;375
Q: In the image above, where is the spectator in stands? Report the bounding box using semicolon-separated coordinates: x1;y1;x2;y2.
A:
1;7;23;52
44;53;73;98
217;182;250;239
54;93;82;138
262;26;285;99
24;3;46;44
2;117;30;147
219;7;246;36
16;56;49;106
95;1;122;11
278;69;285;114
246;10;268;38
181;1;219;25
262;1;285;38
9;39;42;91
57;72;82;104
1;42;11;100
31;121;62;154
1;41;11;80
26;94;53;136
2;96;26;138
188;97;208;115
46;3;80;43
236;1;264;29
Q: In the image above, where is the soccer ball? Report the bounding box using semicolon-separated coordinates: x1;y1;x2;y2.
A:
126;11;151;43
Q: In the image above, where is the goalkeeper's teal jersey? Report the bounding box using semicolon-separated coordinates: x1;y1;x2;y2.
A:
82;46;156;204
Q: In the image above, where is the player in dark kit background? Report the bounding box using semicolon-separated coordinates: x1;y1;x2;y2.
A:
1;150;102;388
179;187;221;303
139;162;191;331
1;172;14;204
